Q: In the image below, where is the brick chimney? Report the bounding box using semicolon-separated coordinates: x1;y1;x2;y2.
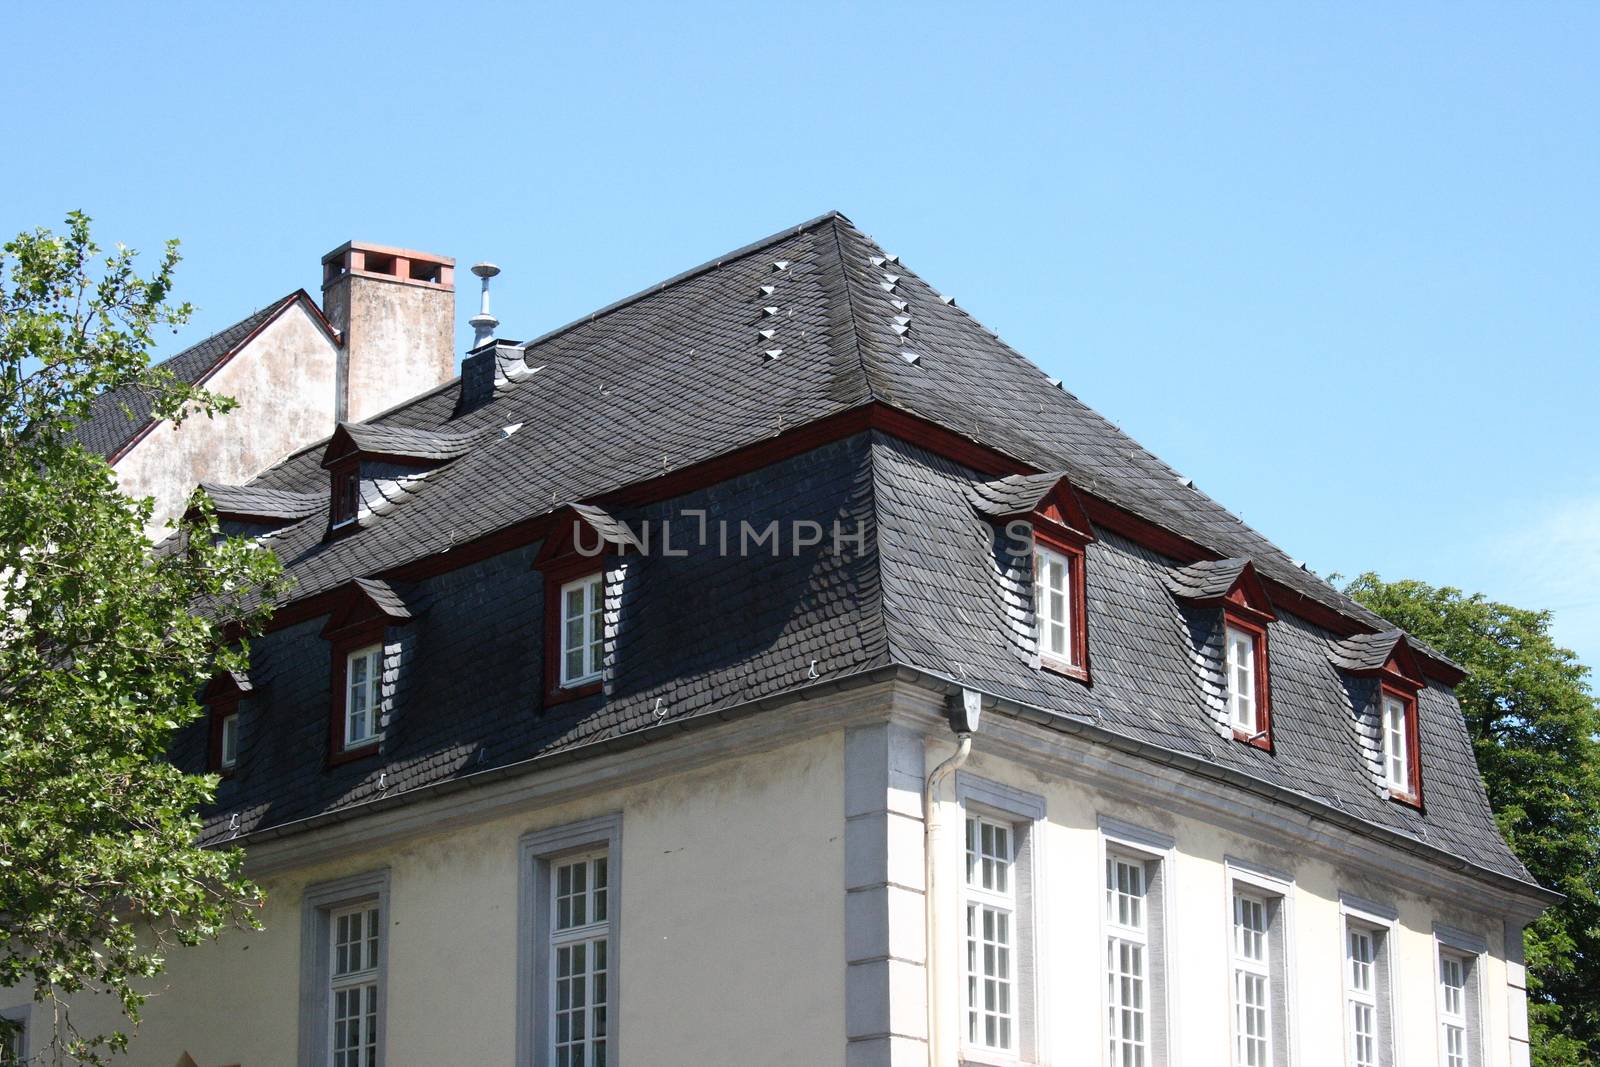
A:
321;242;456;423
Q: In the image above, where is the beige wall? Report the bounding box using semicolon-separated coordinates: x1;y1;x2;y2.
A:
927;741;1517;1067
49;731;846;1067
114;303;339;538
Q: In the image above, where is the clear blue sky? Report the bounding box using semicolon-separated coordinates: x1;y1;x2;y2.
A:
5;3;1597;668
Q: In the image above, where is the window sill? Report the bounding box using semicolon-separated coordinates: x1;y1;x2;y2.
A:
328;741;381;768
1387;788;1423;810
1039;655;1089;684
1231;728;1273;752
545;680;602;708
960;1052;1033;1067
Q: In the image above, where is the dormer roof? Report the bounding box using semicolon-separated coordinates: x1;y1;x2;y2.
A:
321;422;485;469
1328;629;1428;688
199;483;325;524
966;471;1094;541
1164;558;1277;621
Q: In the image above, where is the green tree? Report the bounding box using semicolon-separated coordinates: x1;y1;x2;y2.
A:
1345;574;1600;1066
0;214;285;1061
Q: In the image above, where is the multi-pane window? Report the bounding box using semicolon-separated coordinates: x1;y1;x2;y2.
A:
560;574;604;687
1;1022;22;1066
1382;693;1412;796
1232;894;1272;1067
1105;856;1149;1067
1032;543;1076;667
1345;927;1379;1067
344;645;383;750
550;852;611;1067
220;711;240;770
964;815;1016;1054
1226;625;1259;735
333;468;360;527
1440;952;1469;1067
330;904;380;1067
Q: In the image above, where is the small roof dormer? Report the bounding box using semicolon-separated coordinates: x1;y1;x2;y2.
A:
966;470;1095;544
1163;558;1277;624
320;422;488;535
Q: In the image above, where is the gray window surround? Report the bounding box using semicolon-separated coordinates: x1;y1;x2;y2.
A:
1434;924;1487;1067
298;868;391;1067
1226;857;1295;1067
1099;815;1175;1067
954;773;1044;1066
517;813;623;1067
1;1002;34;1065
1339;894;1398;1067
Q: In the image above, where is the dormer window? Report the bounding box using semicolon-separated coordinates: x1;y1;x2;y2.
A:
1225;623;1261;736
1032;542;1080;671
343;644;383;750
1164;558;1276;750
319;422;485;535
321;577;415;765
536;504;642;705
966;470;1096;683
1381;686;1419;802
203;669;251;776
332;467;359;528
1328;630;1427;808
560;573;604;687
219;712;240;770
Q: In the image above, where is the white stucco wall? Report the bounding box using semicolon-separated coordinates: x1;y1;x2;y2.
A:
925;740;1518;1067
113;303;339;538
41;730;845;1067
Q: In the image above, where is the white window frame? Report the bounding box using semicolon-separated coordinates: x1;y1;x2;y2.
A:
1099;816;1175;1067
1434;924;1486;1067
344;644;384;750
1381;692;1411;795
1226;859;1295;1067
519;815;623;1067
955;775;1044;1066
964;812;1018;1057
558;573;605;687
329;901;382;1067
1225;624;1259;735
1032;542;1076;668
299;869;390;1067
219;710;240;770
1338;894;1398;1067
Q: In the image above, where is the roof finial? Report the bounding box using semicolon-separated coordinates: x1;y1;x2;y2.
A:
469;262;501;349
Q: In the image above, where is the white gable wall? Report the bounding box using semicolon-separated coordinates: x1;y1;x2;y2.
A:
112;302;339;538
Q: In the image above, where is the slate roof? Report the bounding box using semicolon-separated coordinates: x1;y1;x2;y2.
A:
966;472;1071;518
170;212;1532;891
72;293;301;458
1163;558;1254;601
1328;630;1413;674
201;483;324;521
327;422;485;464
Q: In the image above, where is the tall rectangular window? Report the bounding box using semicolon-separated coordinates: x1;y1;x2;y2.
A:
1105;856;1149;1067
1225;625;1259;735
1345;927;1378;1067
560;574;604;687
1439;952;1470;1067
1232;893;1272;1067
220;711;240;770
1033;545;1072;665
520;816;621;1067
1382;693;1411;795
964;814;1016;1054
344;645;383;750
550;852;611;1067
299;870;388;1067
330;904;381;1067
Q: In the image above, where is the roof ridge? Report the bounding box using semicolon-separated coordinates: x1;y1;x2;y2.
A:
824;215;874;403
152;289;301;372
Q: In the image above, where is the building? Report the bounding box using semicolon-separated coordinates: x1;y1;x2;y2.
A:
9;213;1553;1066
